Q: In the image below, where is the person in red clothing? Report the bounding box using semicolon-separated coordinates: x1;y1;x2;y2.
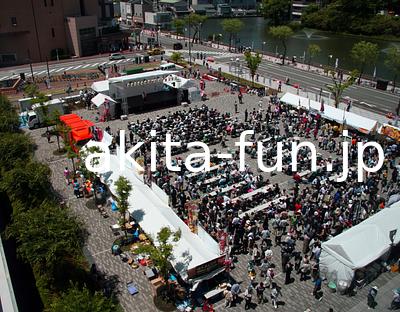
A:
293;172;302;183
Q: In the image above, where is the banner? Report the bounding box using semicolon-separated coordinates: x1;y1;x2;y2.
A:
185;201;199;234
380;124;400;142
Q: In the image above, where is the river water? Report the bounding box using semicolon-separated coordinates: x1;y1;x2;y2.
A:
199;17;399;81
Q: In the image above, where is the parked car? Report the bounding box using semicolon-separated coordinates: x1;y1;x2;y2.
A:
109;53;125;60
148;48;165;56
173;42;183;50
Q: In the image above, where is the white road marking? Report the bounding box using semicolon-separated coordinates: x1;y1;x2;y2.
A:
82;64;93;68
107;60;116;65
0;75;11;81
71;65;83;70
48;69;57;73
116;59;124;63
54;67;65;73
91;62;99;67
36;70;46;75
64;66;74;71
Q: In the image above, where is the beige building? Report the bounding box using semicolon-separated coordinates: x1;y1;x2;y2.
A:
0;0;117;66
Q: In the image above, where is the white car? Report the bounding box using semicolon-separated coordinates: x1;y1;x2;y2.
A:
109;53;125;60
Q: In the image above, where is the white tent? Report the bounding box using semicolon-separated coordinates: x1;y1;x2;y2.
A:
98;149;223;283
90;93;117;119
280;93;378;134
91;93;116;108
320;201;400;286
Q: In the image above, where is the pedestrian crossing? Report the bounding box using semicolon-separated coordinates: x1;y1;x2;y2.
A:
166;49;241;59
0;58;138;81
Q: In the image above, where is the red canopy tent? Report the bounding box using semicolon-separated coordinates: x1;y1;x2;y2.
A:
60;114;81;123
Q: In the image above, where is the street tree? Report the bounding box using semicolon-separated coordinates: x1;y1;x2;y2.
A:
269;25;294;65
48;283;122;312
244;51;262;86
0;94;19;132
170;52;183;64
184;14;207;43
307;43;321;69
385;46;400;92
115;176;132;237
262;0;291;26
24;83;40;98
325;69;358;108
136;227;181;282
221;19;244;51
351;41;379;84
0;133;32;172
6;201;84;273
172;18;186;39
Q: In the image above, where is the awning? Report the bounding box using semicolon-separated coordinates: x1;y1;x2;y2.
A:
190;266;226;291
91;93;116;108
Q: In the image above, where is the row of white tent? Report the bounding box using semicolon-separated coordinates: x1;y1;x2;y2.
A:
280;93;378;134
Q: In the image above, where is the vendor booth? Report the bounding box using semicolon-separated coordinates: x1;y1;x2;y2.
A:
91;93;117;121
96;147;224;287
320;201;400;292
280;93;378;134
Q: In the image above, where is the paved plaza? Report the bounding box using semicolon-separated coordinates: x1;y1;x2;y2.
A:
29;78;400;312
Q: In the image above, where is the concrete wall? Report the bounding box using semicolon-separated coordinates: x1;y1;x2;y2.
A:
66;16;98;57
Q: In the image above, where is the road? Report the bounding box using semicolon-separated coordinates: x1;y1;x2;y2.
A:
1;33;398;115
149;34;399;115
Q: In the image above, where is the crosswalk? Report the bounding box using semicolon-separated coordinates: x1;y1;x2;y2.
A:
0;58;139;81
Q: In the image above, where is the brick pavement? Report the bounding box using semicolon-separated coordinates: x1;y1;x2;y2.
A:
28;79;399;312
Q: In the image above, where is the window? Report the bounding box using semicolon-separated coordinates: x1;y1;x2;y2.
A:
1;54;17;63
11;17;17;26
51;28;55;38
44;0;47;6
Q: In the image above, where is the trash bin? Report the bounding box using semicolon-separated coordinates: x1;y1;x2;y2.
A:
376;79;388;91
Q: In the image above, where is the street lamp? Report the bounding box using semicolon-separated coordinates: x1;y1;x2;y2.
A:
328;54;333;67
229;57;233;72
217;34;222;48
262;42;266;54
236;57;240;81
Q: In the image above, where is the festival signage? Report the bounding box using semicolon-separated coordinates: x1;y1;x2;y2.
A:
381;124;400;142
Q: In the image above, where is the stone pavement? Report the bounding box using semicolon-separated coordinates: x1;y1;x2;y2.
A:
28;78;399;312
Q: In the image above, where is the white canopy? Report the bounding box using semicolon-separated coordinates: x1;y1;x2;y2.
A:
98;149;222;282
163;74;195;89
280;93;378;134
91;80;109;94
320;201;400;285
91;93;116;108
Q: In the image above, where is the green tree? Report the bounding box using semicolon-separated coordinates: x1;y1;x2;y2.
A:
269;25;294;65
221;19;244;51
48;283;121;312
244;51;262;86
326;69;358;108
172;18;186;39
262;0;291;26
351;41;379;83
184;14;207;43
115;176;132;237
0;160;51;210
0;94;19;132
6;201;84;273
385;46;400;91
307;43;321;69
24;83;40;98
0;133;32;172
136;227;181;281
170;52;183;64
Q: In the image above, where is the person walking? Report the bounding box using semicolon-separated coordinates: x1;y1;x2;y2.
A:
238;91;243;104
270;283;282;309
312;275;323;301
367;286;378;309
285;262;293;285
235;101;238;114
245;109;248;122
46;130;51;143
63;167;70;185
255;282;266;304
73;179;81;198
224;287;233;308
278;81;282;92
244;286;253;310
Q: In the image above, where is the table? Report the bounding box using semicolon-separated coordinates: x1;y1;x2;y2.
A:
203;288;224;301
145;268;156;280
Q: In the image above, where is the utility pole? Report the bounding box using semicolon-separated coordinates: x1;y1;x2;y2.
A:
188;15;192;66
29;62;35;83
46;57;50;78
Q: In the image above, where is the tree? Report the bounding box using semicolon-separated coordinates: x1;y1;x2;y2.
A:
48;283;121;312
244;51;262;86
0;160;51;210
136;227;181;281
385;46;400;91
184;14;207;43
0;94;19;133
0;133;32;172
325;69;358;108
269;26;294;65
170;52;183;64
115;176;132;237
24;83;40;98
307;43;321;69
172;18;186;39
351;41;379;83
6;201;84;273
262;0;291;26
221;19;244;51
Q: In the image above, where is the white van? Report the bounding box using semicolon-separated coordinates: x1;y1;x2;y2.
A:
160;63;176;70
